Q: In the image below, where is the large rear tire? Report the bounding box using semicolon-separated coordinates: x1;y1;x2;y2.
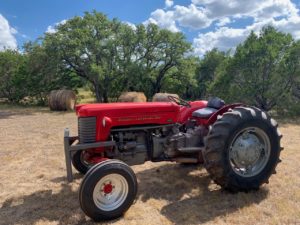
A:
203;106;283;192
79;159;137;221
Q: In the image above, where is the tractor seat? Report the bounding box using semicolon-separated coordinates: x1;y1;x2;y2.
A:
192;97;225;119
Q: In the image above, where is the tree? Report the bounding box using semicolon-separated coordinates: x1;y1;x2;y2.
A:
210;26;296;111
44;12;121;102
275;40;300;115
161;56;199;99
133;24;191;97
43;12;191;102
23;42;83;105
0;50;28;102
195;49;227;98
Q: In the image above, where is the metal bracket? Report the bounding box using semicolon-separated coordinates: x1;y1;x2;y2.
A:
63;128;116;182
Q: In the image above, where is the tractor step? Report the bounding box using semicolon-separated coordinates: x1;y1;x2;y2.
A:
177;147;204;153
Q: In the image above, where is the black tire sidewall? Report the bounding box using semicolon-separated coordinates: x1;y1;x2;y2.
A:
72;150;90;174
79;162;137;221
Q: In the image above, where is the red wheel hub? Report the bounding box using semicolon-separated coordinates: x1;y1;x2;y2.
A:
103;183;113;194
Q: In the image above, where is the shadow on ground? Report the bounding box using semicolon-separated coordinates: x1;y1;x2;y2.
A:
0;183;91;225
0;105;72;119
0;163;268;225
0;111;34;119
136;163;269;225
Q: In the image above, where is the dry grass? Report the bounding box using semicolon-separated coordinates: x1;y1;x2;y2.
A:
77;89;96;104
0;106;299;225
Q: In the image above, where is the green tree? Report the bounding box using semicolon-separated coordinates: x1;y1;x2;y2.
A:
196;49;227;98
210;26;296;111
133;24;191;97
43;12;191;102
162;56;199;99
275;40;300;115
0;50;28;102
23;42;83;105
43;12;136;102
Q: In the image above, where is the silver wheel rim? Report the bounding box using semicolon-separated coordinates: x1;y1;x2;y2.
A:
229;127;271;177
93;174;128;211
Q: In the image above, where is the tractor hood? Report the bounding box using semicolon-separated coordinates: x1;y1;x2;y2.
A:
75;101;206;141
76;102;181;127
76;102;180;117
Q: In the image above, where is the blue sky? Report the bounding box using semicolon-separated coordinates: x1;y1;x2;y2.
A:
0;0;300;56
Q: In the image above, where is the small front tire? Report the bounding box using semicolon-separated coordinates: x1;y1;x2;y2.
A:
79;160;138;221
71;150;91;174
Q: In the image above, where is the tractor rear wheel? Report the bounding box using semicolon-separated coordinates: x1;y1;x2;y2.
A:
79;159;137;221
203;106;283;192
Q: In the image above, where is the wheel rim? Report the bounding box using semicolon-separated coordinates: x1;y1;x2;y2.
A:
93;174;128;211
80;151;91;167
229;127;271;177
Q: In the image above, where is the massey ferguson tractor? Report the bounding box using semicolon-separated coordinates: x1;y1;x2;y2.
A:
63;96;282;221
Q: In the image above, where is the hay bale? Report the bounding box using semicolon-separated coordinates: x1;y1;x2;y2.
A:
152;93;179;102
118;92;147;102
48;90;76;111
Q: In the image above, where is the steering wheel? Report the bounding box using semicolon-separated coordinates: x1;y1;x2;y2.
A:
168;95;191;107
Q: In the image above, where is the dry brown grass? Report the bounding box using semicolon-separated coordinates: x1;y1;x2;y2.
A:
0;106;299;225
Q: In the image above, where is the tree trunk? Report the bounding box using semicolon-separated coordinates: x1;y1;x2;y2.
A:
93;83;102;103
103;91;109;103
151;62;173;96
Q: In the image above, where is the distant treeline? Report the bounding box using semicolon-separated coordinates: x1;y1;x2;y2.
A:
0;11;300;115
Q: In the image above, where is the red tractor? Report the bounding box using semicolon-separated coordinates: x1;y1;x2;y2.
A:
63;96;282;221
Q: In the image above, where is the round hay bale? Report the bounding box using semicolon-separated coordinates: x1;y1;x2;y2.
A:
152;93;179;102
48;90;76;111
118;92;147;102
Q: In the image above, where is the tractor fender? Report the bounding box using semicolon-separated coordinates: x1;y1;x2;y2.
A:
206;103;245;126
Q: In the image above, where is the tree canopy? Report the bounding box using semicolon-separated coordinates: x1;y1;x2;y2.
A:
43;11;191;102
0;11;299;116
210;27;300;111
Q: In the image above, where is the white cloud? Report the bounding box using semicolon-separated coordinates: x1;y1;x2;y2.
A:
174;4;211;29
193;15;300;56
123;21;137;30
146;0;300;56
144;4;212;31
0;14;17;50
192;0;298;21
216;17;231;27
46;19;67;34
193;27;247;56
144;9;179;32
165;0;174;8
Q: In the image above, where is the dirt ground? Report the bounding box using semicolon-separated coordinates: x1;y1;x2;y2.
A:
0;107;299;225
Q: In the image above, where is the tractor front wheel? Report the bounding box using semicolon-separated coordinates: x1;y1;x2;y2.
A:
203;106;283;192
79;159;137;221
72;150;91;174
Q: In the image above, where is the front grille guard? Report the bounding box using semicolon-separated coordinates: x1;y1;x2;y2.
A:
63;128;116;182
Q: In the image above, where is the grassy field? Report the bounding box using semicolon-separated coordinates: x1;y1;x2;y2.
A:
77;88;96;104
0;106;299;225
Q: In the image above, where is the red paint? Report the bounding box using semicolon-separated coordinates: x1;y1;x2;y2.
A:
83;151;108;164
76;101;243;163
76;102;207;141
103;183;113;194
177;101;208;123
205;103;244;126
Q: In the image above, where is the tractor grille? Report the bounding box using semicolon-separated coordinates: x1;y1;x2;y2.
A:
78;117;97;143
